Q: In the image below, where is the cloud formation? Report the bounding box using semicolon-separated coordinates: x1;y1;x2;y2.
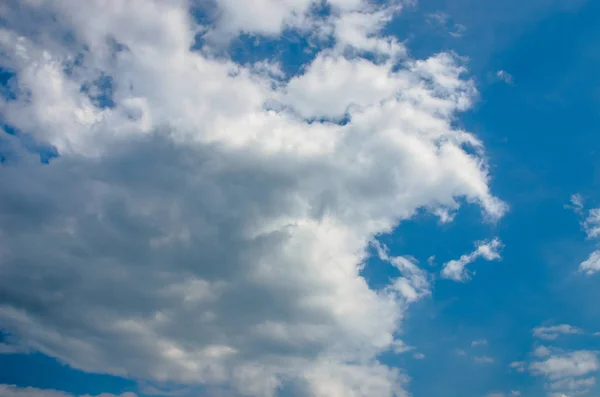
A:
0;0;505;396
533;325;583;341
572;203;600;275
441;238;503;282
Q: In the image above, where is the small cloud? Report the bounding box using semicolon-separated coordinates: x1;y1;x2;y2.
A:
426;12;466;38
413;352;426;360
427;255;436;267
510;361;526;372
534;346;551;357
533;324;583;340
510;391;520;396
450;24;467;38
530;350;598;396
471;339;488;347
580;250;600;275
496;70;514;84
594;332;600;337
565;194;584;214
441;238;503;282
455;349;468;357
583;208;600;239
391;340;414;354
473;356;495;364
426;11;450;26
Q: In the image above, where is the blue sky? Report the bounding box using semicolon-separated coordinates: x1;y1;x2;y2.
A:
1;1;600;397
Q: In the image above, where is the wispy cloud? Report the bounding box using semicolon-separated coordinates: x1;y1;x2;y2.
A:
496;70;514;84
473;356;495;364
533;325;583;341
441;238;503;282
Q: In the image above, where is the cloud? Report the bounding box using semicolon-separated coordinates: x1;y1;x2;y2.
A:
471;339;488;347
580;250;600;275
510;361;526;373
530;350;598;396
0;385;135;397
426;12;466;38
571;200;600;275
496;70;513;84
0;0;505;396
473;356;495;365
565;194;584;214
413;353;425;360
441;238;503;282
533;325;583;341
534;346;552;357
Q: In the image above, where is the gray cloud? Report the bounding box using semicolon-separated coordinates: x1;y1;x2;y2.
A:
0;0;505;396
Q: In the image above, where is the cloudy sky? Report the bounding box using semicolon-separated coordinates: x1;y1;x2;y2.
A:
1;0;600;397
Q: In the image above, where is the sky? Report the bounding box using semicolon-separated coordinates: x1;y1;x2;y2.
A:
0;1;600;397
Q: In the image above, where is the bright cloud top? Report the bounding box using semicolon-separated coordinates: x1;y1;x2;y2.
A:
0;0;505;396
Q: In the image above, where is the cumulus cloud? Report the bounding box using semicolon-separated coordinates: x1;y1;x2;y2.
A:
529;350;598;397
533;325;583;341
570;198;600;275
0;0;505;396
441;238;503;282
580;251;600;275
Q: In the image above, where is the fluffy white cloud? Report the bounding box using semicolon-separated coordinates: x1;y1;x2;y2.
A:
530;350;598;397
441;238;503;282
0;385;134;397
533;325;583;341
0;0;505;396
571;200;600;275
580;250;600;275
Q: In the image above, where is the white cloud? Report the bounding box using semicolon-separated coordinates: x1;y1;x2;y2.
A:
530;350;599;396
413;353;425;360
510;361;526;373
441;238;503;282
496;70;513;84
426;12;466;38
583;208;600;239
471;339;488;347
534;346;552;357
0;385;135;397
473;356;495;364
566;194;584;214
0;0;505;396
580;250;600;275
572;202;600;275
533;325;583;341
